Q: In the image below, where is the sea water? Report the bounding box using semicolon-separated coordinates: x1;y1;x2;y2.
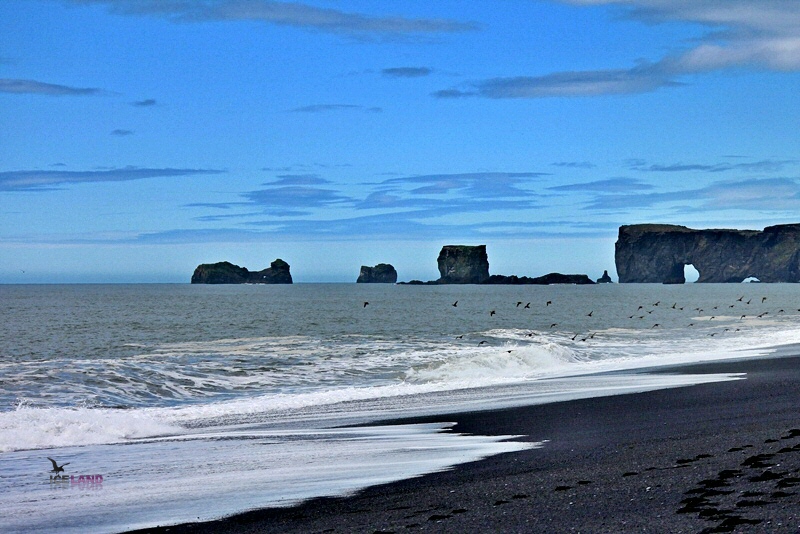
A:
2;282;799;532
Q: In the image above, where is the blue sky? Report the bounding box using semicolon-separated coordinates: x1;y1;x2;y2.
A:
2;0;799;283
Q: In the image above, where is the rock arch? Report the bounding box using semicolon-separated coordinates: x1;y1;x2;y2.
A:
615;224;800;283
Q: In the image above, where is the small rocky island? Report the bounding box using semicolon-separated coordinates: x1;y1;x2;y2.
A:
357;264;398;283
596;270;613;283
402;245;594;285
191;259;292;284
615;224;800;283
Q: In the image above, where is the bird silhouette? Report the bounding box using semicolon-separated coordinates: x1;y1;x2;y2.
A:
524;302;530;309
587;311;593;317
48;457;70;477
452;300;458;307
363;302;369;308
490;310;496;316
546;300;552;306
762;297;767;303
516;301;522;307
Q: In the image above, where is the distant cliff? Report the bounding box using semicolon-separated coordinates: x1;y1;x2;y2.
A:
357;264;397;283
191;259;292;284
615;224;800;283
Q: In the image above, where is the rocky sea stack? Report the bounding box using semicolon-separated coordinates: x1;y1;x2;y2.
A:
395;245;593;285
357;264;398;283
191;259;292;284
615;224;800;283
436;245;490;284
596;270;613;283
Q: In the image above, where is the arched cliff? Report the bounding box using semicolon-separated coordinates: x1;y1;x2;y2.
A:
615;224;800;283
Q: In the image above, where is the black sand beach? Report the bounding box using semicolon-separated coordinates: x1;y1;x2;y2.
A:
132;355;800;533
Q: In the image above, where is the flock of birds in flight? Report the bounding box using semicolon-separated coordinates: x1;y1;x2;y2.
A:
363;293;796;345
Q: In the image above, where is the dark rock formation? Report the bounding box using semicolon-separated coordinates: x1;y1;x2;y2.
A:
191;259;292;284
615;224;800;283
357;264;398;283
597;270;613;283
485;273;595;285
397;245;593;285
436;245;490;284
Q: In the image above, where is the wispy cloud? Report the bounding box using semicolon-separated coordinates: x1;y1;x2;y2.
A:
551;161;597;169
268;174;330;186
64;0;477;40
132;98;156;107
382;67;432;78
435;64;679;99
0;167;224;191
110;129;134;136
377;172;550;199
0;78;103;96
627;158;797;173
549;178;654;192
289;104;382;113
586;177;800;211
435;0;800;98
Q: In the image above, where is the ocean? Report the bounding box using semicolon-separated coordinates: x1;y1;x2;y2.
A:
2;282;800;533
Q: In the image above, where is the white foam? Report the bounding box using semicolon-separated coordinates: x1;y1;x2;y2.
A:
0;405;180;453
0;424;538;533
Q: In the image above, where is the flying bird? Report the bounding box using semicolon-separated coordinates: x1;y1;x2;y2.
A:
490;310;496;316
524;303;530;309
363;302;369;308
48;457;69;477
762;297;767;303
516;301;523;307
587;311;593;317
452;301;458;307
546;300;552;306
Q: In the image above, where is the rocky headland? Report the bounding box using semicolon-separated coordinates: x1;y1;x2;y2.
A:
191;259;292;284
615;224;800;283
356;264;398;283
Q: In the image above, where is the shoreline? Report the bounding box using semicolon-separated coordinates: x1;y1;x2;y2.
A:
129;354;800;533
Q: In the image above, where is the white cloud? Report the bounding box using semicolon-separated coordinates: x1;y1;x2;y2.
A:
436;0;800;98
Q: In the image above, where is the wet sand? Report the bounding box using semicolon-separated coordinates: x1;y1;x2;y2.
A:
131;355;800;533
